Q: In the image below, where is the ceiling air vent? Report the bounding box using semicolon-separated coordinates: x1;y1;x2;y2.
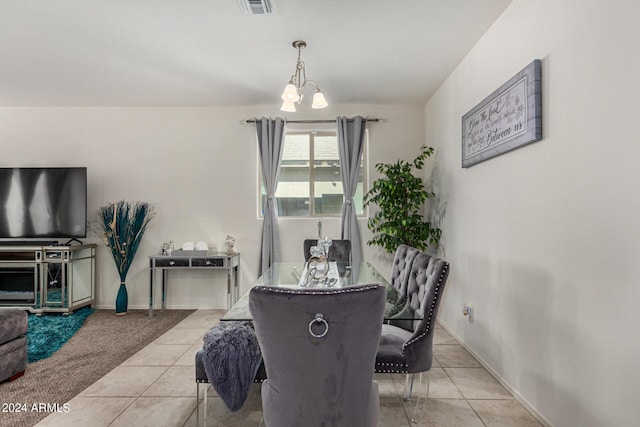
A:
237;0;275;15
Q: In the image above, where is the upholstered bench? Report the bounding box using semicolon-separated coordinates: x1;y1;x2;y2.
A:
0;309;28;383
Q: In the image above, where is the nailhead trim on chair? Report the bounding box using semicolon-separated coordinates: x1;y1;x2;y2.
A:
197;377;266;384
256;284;380;295
402;263;448;354
375;361;409;373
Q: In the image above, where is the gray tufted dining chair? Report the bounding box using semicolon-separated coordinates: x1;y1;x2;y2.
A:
375;251;450;422
250;284;386;427
390;244;420;299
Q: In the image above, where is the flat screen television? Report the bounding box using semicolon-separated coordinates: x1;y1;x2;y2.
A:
0;167;87;239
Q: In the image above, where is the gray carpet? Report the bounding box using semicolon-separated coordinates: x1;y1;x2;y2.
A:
0;309;195;427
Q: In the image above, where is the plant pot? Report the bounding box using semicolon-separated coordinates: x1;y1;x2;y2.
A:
115;283;128;316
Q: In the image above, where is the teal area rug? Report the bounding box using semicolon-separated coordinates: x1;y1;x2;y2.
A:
27;306;94;363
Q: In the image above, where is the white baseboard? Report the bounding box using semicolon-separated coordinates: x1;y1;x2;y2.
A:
437;321;554;427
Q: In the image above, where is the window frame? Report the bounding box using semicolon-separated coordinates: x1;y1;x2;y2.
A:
258;129;368;218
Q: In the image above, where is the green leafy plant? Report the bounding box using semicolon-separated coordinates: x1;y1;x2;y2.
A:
363;145;442;254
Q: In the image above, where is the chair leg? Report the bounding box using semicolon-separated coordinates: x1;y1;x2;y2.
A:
403;373;415;401
195;383;211;427
204;384;209;427
410;372;430;424
196;383;200;426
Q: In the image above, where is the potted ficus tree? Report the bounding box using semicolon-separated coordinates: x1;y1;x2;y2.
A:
363;145;442;254
96;201;155;315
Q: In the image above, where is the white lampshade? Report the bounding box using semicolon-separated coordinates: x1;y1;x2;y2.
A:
280;100;296;112
281;83;300;102
312;91;328;109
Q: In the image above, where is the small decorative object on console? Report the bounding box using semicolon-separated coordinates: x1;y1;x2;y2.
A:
161;241;174;256
225;236;236;255
195;241;209;251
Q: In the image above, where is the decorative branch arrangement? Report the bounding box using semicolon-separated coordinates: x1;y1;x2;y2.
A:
96;201;155;315
364;145;442;254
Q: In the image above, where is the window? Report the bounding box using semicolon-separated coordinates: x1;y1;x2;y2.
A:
259;131;366;217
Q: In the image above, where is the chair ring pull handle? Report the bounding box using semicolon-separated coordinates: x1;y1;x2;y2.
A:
308;313;329;338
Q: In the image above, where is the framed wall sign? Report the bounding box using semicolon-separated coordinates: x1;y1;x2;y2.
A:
462;59;542;168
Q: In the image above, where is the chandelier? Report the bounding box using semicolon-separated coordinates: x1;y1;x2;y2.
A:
280;40;328;112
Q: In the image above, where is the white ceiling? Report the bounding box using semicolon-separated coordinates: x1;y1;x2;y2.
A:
0;0;512;107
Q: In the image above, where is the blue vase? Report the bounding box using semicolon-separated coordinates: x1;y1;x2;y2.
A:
115;283;128;315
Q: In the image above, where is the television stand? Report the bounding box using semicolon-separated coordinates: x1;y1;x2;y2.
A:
0;240;59;246
0;244;96;314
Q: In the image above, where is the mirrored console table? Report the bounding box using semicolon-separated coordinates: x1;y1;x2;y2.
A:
148;251;240;318
0;244;96;315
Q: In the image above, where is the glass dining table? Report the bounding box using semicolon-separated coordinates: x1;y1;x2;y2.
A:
221;262;420;321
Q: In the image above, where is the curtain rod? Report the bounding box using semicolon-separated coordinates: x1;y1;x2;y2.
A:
245;118;382;124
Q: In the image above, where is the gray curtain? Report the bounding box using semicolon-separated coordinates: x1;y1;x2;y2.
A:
337;116;367;263
256;117;286;275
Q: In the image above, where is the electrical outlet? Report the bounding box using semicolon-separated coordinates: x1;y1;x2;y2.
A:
462;304;473;322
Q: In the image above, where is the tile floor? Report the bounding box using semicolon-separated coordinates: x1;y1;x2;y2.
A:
35;310;543;427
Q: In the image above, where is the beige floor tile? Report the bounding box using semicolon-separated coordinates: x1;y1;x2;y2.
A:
154;327;208;345
80;366;168;397
378;397;411;426
175;309;225;329
142;365;197;397
469;399;543;426
433;325;459;345
121;343;191;366
35;397;134;427
174;343;203;366
110;397;196;427
445;368;513;400
410;398;485;426
433;344;481;367
426;368;464;399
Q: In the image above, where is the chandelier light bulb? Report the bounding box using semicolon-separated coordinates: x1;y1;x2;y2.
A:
312;91;328;109
281;83;300;102
280;100;296;112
